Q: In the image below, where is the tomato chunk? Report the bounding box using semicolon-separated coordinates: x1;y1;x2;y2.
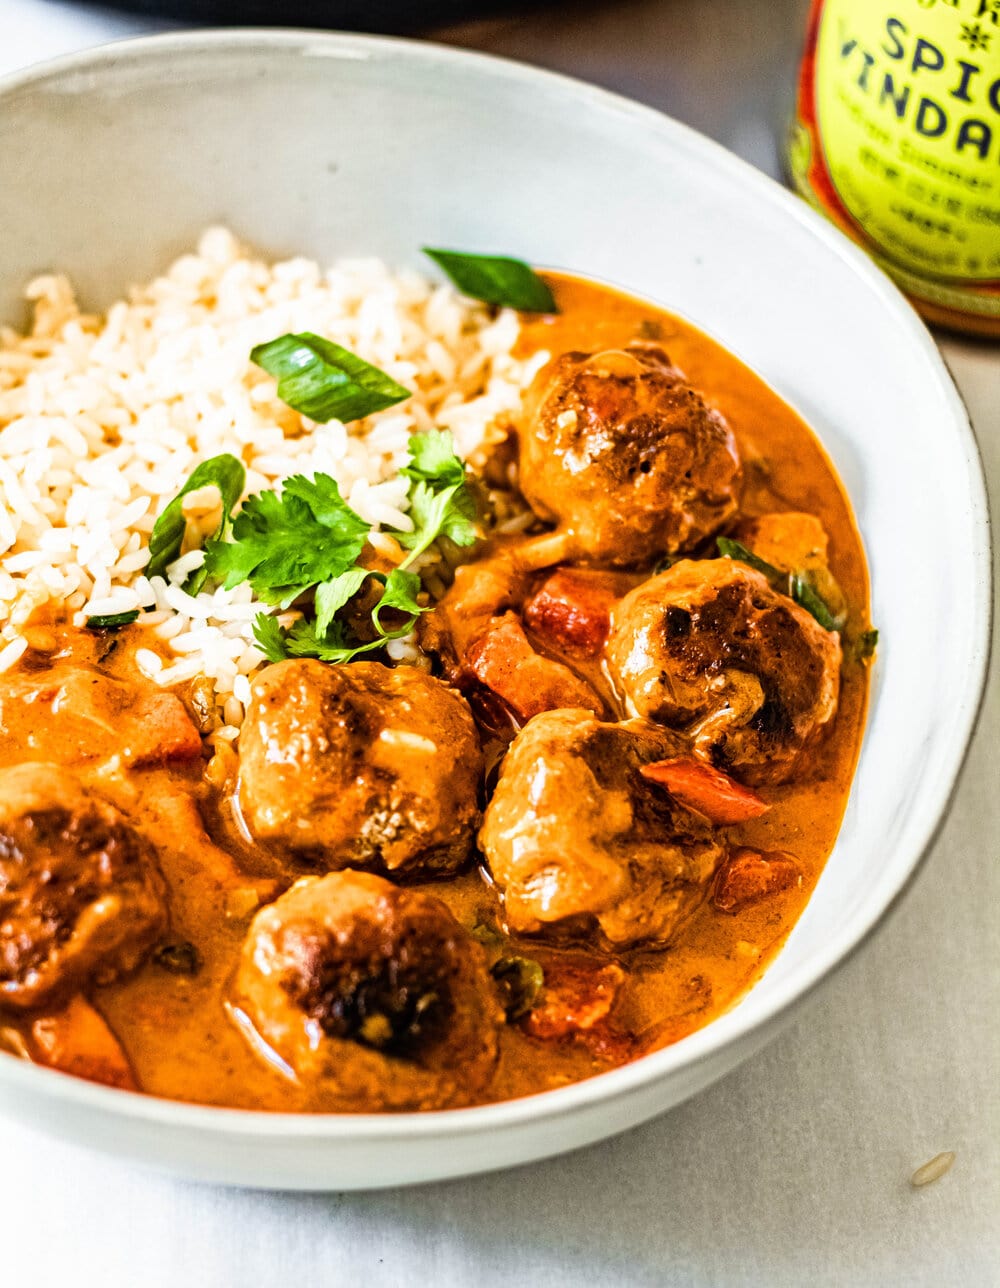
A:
523;959;625;1041
712;847;802;913
128;692;202;766
466;612;602;721
523;568;620;658
640;756;770;825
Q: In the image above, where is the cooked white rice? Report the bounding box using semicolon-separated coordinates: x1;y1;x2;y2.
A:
0;227;548;727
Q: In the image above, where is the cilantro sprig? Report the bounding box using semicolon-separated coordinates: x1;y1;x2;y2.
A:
205;474;369;609
145;318;479;667
174;428;478;664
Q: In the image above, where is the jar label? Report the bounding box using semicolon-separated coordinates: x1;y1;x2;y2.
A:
791;0;1000;320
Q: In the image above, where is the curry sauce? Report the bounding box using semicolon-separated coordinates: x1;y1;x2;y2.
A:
0;274;871;1111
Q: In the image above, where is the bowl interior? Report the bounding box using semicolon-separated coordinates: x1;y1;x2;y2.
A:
0;32;989;1175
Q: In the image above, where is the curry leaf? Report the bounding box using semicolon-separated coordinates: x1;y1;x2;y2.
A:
423;248;557;313
251;332;411;424
717;536;844;634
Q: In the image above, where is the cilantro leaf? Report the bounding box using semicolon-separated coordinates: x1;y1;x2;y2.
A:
254;567;426;666
391;431;478;563
396;480;476;559
204;429;478;669
251;333;411;424
282;617;392;665
253;611;291;662
204;473;368;607
371;568;423;636
400;428;467;487
314;566;375;637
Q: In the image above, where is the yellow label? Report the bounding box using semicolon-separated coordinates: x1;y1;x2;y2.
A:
812;0;1000;285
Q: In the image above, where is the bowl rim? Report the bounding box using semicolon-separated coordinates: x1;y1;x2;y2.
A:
0;25;992;1144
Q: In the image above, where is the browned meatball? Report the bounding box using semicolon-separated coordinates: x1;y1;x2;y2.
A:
606;560;841;784
519;345;741;566
232;871;502;1110
480;710;723;947
0;764;167;1010
239;659;483;875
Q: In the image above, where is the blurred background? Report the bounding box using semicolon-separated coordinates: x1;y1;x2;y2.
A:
6;0;809;179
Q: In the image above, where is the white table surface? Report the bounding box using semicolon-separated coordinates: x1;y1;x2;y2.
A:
1;3;997;1284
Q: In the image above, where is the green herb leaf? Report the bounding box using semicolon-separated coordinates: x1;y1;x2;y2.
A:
854;627;879;662
423;248;557;313
85;609;140;631
314;567;376;637
255;609;407;667
205;473;369;607
371;568;423;636
399;427;467;487
147;454;246;583
287;617;388;664
789;571;845;633
212;431;475;668
716;536;783;583
252;611;291;662
396;479;476;559
251;332;411;424
717;537;844;634
491;955;545;1021
392;430;479;563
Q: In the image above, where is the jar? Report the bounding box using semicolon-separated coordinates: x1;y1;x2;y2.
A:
789;0;1000;337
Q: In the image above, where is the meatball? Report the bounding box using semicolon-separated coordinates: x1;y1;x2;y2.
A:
239;659;483;875
606;560;841;783
0;764;167;1010
519;345;741;566
480;710;723;947
232;871;502;1110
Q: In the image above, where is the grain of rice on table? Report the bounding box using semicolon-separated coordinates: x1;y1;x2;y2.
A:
0;228;548;729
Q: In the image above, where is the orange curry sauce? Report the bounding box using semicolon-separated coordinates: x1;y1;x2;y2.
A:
0;274;871;1110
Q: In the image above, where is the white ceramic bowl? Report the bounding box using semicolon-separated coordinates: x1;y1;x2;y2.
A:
0;30;990;1191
